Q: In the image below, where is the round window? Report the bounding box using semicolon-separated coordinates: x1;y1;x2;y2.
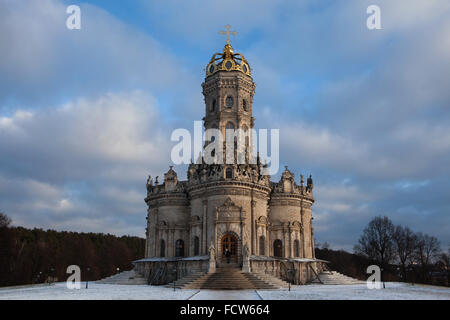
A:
225;61;232;70
225;96;233;108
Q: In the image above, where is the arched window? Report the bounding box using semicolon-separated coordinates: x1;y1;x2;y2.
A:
273;239;283;257
226;122;235;130
211;99;216;112
259;236;265;256
242;125;249;148
242;99;248;111
193;236;200;256
226;167;233;179
160;239;165;257
175;239;184;257
294;240;300;257
225;96;233;108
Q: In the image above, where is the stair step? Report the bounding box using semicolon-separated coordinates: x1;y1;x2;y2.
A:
96;270;147;285
310;270;364;285
168;267;288;290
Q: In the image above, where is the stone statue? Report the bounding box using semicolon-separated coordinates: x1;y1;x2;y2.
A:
242;243;250;259
307;175;314;192
208;242;216;260
242;243;251;273
146;175;153;192
208;242;217;274
201;167;208;182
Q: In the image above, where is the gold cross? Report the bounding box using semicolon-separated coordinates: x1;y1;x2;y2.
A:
219;24;237;44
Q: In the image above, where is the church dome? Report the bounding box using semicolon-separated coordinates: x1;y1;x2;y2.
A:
206;43;251;77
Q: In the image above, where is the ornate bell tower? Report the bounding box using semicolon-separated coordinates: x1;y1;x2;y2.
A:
201;43;256;134
201;28;256;163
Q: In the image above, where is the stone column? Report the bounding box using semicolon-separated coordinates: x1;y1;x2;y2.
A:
152;208;159;257
188;223;192;256
300;202;306;258
165;229;169;257
146;217;152;258
251;200;256;255
214;211;218;255
144;215;149;258
155;229;159;257
240;210;244;265
310;221;315;259
255;225;259;255
154;228;159;257
284;228;289;258
202;199;208;255
288;226;292;258
170;229;175;257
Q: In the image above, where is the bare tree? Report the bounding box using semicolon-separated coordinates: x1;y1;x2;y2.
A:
0;212;11;228
0;212;13;286
392;225;417;281
436;251;449;286
321;241;330;250
415;233;441;282
354;216;395;269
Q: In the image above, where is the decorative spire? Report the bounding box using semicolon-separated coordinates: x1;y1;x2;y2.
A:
281;166;294;181
219;24;237;45
223;43;234;59
306;174;314;192
206;26;251;77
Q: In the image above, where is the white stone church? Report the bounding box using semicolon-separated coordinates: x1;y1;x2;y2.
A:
134;33;326;288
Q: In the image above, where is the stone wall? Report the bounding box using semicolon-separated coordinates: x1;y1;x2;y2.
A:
249;256;326;285
134;257;209;285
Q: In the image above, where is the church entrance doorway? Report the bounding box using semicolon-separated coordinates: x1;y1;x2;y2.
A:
273;239;283;257
221;233;238;263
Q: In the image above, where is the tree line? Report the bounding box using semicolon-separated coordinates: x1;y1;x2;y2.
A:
0;212;145;287
316;216;449;286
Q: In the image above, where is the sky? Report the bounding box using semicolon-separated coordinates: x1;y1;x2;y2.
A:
0;0;449;251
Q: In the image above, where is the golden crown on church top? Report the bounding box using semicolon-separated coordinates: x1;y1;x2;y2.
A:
206;43;252;77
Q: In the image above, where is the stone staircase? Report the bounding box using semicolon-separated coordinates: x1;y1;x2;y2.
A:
95;268;363;287
167;267;289;290
96;270;147;285
249;271;290;289
310;271;364;285
166;271;209;289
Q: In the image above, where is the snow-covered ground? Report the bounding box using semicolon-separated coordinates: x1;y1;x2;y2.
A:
0;282;448;300
257;282;450;300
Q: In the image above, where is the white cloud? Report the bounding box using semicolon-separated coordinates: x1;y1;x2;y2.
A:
0;91;174;236
0;0;198;110
1;0;449;250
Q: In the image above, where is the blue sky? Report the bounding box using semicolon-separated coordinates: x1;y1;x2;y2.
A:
0;0;449;251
